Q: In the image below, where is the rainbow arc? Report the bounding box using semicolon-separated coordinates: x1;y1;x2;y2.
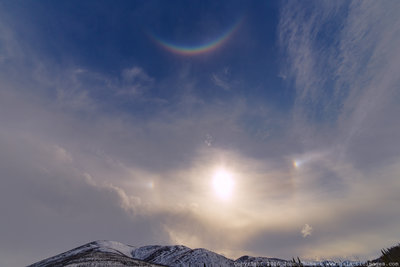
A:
149;18;243;55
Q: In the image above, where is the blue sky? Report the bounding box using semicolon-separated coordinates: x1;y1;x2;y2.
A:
3;1;285;111
1;1;400;266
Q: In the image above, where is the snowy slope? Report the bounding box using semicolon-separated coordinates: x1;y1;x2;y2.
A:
27;240;367;267
28;241;237;267
131;245;235;266
27;241;163;267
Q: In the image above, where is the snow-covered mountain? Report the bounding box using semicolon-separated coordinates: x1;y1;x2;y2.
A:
27;241;165;267
131;245;234;266
27;240;366;267
28;241;236;267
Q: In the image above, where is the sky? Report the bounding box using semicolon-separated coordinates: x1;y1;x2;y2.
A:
0;1;400;266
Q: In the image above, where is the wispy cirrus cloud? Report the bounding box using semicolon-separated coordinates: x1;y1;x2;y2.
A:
278;0;400;260
119;66;154;96
280;1;400;144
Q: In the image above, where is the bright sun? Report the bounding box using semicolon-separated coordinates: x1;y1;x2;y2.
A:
212;168;234;200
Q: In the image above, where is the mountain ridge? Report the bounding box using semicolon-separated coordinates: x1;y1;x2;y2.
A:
27;240;367;267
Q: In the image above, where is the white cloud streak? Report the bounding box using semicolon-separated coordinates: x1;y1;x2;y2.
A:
278;0;400;260
301;224;312;238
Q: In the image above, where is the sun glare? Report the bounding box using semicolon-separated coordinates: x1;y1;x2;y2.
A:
212;168;234;200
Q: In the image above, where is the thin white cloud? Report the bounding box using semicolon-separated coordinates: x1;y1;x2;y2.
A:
278;0;400;260
301;224;313;238
119;67;154;96
122;66;153;83
212;73;230;91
